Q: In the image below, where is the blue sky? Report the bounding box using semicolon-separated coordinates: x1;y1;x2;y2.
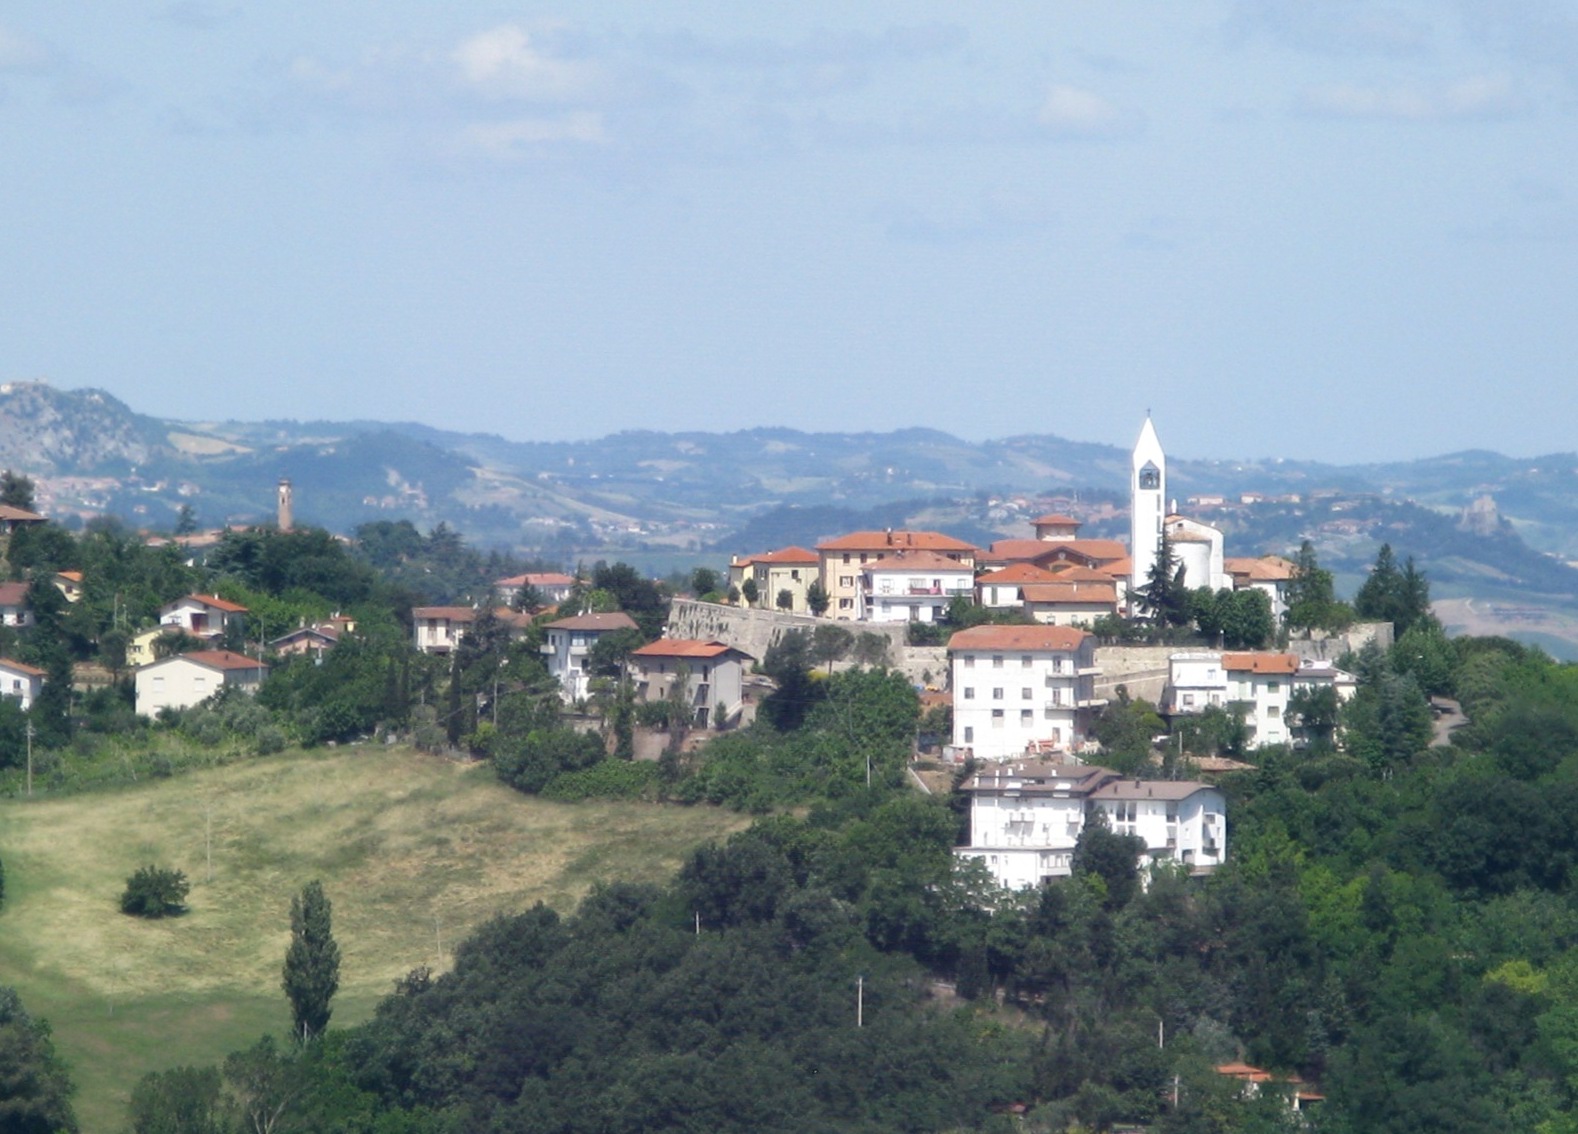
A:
1;3;1574;462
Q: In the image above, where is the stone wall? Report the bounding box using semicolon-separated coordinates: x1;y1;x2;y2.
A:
1092;645;1174;704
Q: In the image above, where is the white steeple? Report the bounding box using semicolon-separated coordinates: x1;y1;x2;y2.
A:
1130;416;1166;603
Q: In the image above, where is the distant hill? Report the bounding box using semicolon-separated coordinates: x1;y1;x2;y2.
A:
9;380;1578;651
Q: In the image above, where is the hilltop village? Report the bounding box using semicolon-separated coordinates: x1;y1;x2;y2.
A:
0;417;1542;1134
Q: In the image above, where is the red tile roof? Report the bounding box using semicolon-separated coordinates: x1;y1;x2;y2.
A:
496;571;577;588
947;625;1091;652
0;582;28;606
184;593;249;614
1020;581;1118;604
1031;513;1080;527
817;530;977;553
976;563;1060;585
1222;652;1299;675
749;546;819;564
0;657;45;677
864;550;975;572
631;639;751;660
0;505;44;522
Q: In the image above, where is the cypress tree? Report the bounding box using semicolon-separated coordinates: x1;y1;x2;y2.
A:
282;880;339;1042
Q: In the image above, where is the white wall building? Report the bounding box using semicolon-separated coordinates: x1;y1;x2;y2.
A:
955;760;1227;889
858;550;975;622
1165;650;1300;748
494;572;576;608
412;606;531;655
1164;515;1232;593
541;611;640;701
160;594;248;640
949;625;1104;760
0;658;44;710
135;650;267;716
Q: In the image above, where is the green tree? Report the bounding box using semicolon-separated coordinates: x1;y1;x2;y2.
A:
282;881;340;1042
1136;530;1188;627
759;630;820;732
120;865;190;918
222;1035;300;1134
852;631;890;669
1093;692;1164;774
811;624;854;673
690;567;720;597
173;504;199;537
0;471;35;512
1355;544;1434;637
740;578;759;608
0;986;78;1133
805;579;830;617
775;588;793;612
126;1064;229;1134
1072;809;1145;909
1285;540;1350;633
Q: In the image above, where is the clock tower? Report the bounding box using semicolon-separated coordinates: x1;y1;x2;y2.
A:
1130;416;1165;603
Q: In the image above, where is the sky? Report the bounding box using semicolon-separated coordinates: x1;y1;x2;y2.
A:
1;3;1575;464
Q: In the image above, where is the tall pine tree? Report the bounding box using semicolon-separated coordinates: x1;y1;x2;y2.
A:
282;880;339;1042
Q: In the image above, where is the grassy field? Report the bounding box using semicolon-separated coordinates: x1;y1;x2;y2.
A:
0;745;750;1133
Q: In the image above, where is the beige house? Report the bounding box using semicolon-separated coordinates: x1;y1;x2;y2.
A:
494;572;576;608
817;530;978;621
628;639;754;727
0;658;45;710
728;547;820;612
134;649;268;716
1020;577;1120;626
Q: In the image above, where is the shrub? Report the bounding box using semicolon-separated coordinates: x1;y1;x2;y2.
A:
542;759;661;802
120;865;190;918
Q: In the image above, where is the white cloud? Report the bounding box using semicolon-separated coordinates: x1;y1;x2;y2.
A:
456;111;607;158
1225;2;1433;57
1298;73;1525;119
1037;85;1131;137
452;25;597;102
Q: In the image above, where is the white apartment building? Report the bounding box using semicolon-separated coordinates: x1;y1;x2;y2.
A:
541;612;640;701
955;759;1226;889
858;550;975;622
949;625;1104;761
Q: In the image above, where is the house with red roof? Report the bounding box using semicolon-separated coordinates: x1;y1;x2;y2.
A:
0;658;45;710
0;582;31;628
975;563;1060;609
947;624;1104;761
628;639;755;727
727;546;820;613
494;572;576;608
160;594;248;640
817;530;977;620
1165;651;1302;747
134;649;268;716
412;606;532;655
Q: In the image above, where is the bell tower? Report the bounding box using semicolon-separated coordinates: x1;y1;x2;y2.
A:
1130;416;1165;602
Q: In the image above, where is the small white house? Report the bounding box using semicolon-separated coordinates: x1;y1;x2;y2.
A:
627;639;754;727
160;594;248;640
494;572;576;608
0;582;32;628
412;606;531;655
954;759;1227;889
0;658;45;710
949;624;1104;761
134;650;268;716
541;611;640;701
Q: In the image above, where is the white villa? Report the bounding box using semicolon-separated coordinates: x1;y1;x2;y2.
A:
1165;651;1356;749
955;759;1227;889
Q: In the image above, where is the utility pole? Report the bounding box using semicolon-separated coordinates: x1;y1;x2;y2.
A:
25;722;33;797
856;975;864;1028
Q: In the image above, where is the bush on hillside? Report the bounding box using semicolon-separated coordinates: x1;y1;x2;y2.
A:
120;865;189;918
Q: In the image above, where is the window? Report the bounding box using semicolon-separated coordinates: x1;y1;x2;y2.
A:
842;553;850;564
991;709;1004;727
790;570;800;581
1182;693;1195;707
1268;705;1281;718
992;688;1003;700
1021;687;1032;700
962;687;975;700
1022;655;1032;667
838;598;853;609
1268;681;1280;693
963;655;975;668
839;575;854;587
1020;709;1033;725
963;726;974;743
993;655;1004;668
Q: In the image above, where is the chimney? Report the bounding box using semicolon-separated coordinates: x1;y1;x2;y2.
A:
277;478;294;532
886;528;893;545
